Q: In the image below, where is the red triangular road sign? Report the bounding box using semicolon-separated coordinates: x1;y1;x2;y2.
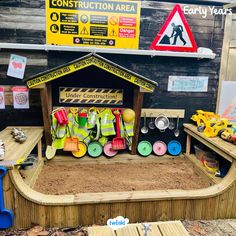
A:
150;4;197;52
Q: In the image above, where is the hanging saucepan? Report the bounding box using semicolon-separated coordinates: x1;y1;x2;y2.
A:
155;114;169;132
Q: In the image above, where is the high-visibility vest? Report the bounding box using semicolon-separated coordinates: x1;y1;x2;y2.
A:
100;109;116;136
51;115;67;149
124;122;134;137
68;113;91;145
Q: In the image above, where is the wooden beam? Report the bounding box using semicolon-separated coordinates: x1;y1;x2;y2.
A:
216;14;233;112
141;109;185;118
131;87;144;155
40;86;52;145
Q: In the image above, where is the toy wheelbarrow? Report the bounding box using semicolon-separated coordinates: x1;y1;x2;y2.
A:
112;109;126;150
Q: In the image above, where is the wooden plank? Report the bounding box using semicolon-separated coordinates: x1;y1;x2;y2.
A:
0;52;47;66
88;226;116;236
131;87;143;155
184;154;222;184
115;224;139;236
158;221;189;236
1;85;41;106
216;14;233;112
0;7;45;16
51;154;181;165
40;87;52;145
136;224;162;236
141;109;185;118
20;158;44;187
0;22;44;30
0;126;43;162
184;124;235;161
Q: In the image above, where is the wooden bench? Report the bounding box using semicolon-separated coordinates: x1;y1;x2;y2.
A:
0;126;44;169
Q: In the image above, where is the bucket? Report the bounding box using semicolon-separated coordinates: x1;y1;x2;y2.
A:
88;141;103;158
167;140;182;156
78;112;87;127
103;141;118;158
153;141;167;156
53;108;68;125
72;141;87;158
137;141;152;157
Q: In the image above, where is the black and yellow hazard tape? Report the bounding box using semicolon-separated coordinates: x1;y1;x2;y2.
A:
24;53;157;93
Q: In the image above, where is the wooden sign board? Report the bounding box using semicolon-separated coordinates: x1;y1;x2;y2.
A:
59;87;123;105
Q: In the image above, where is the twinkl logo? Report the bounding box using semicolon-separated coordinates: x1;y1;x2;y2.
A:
107;216;129;230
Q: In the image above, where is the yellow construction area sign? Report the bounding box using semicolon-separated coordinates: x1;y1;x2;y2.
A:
59;87;123;105
26;55;157;92
46;0;141;49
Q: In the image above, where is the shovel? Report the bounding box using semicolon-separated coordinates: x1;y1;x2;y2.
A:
0;166;14;229
63;126;79;152
112;109;126;150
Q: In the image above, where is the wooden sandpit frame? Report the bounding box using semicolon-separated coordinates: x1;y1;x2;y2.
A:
1;125;236;228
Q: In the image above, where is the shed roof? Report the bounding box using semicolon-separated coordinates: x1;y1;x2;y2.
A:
24;53;157;93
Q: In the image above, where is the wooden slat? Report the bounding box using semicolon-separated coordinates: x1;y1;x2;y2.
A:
184;124;235;161
216;14;233;112
184;154;222;184
88;226;116;236
136;224;162;236
115;225;139;236
0;126;43;162
141;109;185;118
158;221;189;236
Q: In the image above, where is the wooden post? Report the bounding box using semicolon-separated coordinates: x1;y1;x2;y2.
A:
131;86;144;155
40;86;52;145
186;134;191;155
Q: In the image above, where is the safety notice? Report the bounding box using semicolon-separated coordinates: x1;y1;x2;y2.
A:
46;0;140;49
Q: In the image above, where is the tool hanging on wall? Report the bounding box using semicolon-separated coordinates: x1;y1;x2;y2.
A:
112;109;126;150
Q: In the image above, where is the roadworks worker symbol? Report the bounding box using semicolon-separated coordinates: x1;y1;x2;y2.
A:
150;4;197;52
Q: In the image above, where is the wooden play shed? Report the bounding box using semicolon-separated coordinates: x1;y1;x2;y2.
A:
23;53;157;155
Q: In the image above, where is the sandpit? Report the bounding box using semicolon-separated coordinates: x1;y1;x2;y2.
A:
33;158;210;195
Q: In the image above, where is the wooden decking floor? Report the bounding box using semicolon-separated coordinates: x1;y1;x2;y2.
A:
88;220;189;236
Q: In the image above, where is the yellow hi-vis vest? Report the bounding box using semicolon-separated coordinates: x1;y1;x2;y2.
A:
124;122;134;137
51;115;67;149
100;109;116;136
68;113;91;145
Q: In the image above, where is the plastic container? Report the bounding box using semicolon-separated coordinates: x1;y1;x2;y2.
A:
194;145;215;164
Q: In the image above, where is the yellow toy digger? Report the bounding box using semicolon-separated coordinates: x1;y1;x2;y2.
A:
191;110;220;133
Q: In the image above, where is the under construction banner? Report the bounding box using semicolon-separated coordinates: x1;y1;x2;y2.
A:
59;87;123;105
46;0;141;49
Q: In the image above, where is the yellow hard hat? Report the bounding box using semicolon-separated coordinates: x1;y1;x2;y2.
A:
122;108;135;123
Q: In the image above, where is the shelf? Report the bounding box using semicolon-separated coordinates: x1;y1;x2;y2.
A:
184;124;234;162
0;43;216;59
185;153;222;184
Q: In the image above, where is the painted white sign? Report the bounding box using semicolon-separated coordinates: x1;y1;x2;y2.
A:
219;81;236;123
0;87;5;109
168;76;208;92
7;54;27;79
12;86;29;109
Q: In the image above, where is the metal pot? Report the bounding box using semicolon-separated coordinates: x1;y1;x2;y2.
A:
154;114;169;132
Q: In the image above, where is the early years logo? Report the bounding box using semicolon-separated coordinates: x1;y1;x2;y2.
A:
184;6;232;18
107;216;129;230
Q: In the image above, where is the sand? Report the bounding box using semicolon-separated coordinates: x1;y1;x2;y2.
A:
33;158;210;195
